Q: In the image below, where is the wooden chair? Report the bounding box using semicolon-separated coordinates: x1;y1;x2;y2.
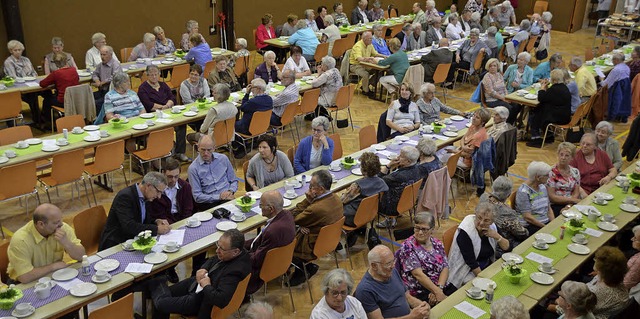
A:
432;63;452;102
203;60;217;78
0;241;9;282
38;148;92;208
73;205;107;255
328;133;343;160
345;32;357;46
247;68;255;83
242;160;251;192
525;35;539;57
235;110;273;157
384;179;423;252
527;1;548;19
302;216;345;303
331;38;350;60
84;139;128;200
509;190;517;209
342;193;380;269
55;115;85;133
88;292;133;319
0;91;24;127
271;101;300;144
359;125;376;150
585;47;595;61
234;55;249;78
480;82;489;108
443;224;458;255
286;145;296;167
130;128;174;176
388;24;403;40
454;51;485;88
497;45;507;63
209;274;251;319
120;47;134;62
311;42;330;70
327;84;356;132
167;64;190;93
297;88;321;120
0;126;32;146
541;96;594;147
259;239;297;311
0;161;39;216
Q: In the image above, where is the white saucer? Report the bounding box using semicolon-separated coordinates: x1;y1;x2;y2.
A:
371;144;386;150
533;242;549;250
538;265;557;274
283;192;297;199
161;60;173;65
329;166;341;172
71;129;84;134
132;124;149;130
83;135;101;142
23;76;36;81
25;138;42;145
351;168;363;176
216;221;238;231
567;243;590;255
442;131;458;137
394;135;410;141
283;198;292;207
56;141;69;146
594;192;614;200
0;157;8;164
465;290;485;300
163;245;180;253
534;233;557;244
620;203;640;213
52;267;79;281
14;143;28;149
530;272;554;285
92;274;112;283
501;253;524;264
183;111;198;117
296;175;310;183
246;191;262;199
571;236;588;245
83;125;100;131
151;61;162;65
193;212;213;221
12;305;35;318
592;199;608;205
140;113;154;119
144;252;168;264
230;214;247;222
121;243;135;251
70;282;97;297
524;93;538;100
94;259;120;272
186;220;201;228
173;105;186;110
291;182;303;189
450;115;465;121
597;221;618;232
472;277;497;291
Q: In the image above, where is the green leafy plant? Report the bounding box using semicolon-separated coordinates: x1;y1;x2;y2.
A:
0;287;19;300
1;76;13;82
197;98;206;103
241;195;252;204
135;230;154;246
569;218;584;228
344;156;354;164
504;261;521;276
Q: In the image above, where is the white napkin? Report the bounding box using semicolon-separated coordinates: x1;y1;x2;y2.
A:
156;119;173;123
454;301;485;319
25;82;40;87
525;252;553;265
87;255;101;264
583;228;603;237
594;67;605;78
124;263;153;273
423;134;450;141
251;206;262;215
403;140;418;146
54;278;84;290
157;229;185;245
43;139;56;147
195;273;208;293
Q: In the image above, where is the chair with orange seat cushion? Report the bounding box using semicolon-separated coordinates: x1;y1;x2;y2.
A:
328;133;343;160
297;88;321;120
271;101;300;144
84;139;128;201
0;126;32;146
73;205;107;255
327;84;356;132
129;128;174;176
55;115;85;133
119;47;134;62
443;224;459;255
342;193;380;269
234;110;273;157
383;178;423;253
0;241;9;281
184;273;251;319
359;125;377;150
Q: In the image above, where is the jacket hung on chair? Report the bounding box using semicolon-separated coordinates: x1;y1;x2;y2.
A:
471;138;496;189
491;127;517;179
607;77;632;120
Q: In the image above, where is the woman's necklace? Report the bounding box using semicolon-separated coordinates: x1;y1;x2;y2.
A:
263;155;276;172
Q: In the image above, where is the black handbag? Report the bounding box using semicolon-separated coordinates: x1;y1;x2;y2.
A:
565;127;584;143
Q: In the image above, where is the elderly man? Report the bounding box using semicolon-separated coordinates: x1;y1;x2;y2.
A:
312;56;343;119
351;0;372;25
371;24;391;56
189;135;239;211
354;245;431;319
99;172;171;250
236;78;273;135
413;2;427;27
496;1;517;27
425;17;445;46
569;56;597;103
350;31;386;98
7;204;85;283
91;45;121;105
600;52;631;122
395;24;414;51
533;53;563;82
421;38;453;83
443;4;457;26
270;70;299;126
143;229;251;319
246;190;296;294
409;23;428;50
378;146;424;228
481;6;499;30
128;33;157;61
289;170;343;286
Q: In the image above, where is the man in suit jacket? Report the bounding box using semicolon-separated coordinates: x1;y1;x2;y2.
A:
421;38;454;82
289;170;343;286
245;190;296;294
351;0;372;25
394;23;413;51
425;17;445;46
99;172;171;251
145;229;251;319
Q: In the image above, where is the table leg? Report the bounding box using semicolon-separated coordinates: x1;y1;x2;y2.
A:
94;174;114;192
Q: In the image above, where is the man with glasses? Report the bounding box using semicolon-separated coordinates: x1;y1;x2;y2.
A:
355;245;431;319
189;135;239;211
99;171;171;251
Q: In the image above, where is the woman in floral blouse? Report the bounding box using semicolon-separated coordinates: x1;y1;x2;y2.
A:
547;142;587;217
396;212;449;305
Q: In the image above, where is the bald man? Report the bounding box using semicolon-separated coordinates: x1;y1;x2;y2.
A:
420;38;453;83
7;204;85;283
188;135;239;211
354;245;431;319
245;190;296;294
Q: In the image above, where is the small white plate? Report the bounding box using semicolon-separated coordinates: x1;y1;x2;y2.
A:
571;236;588;245
183;111;198;117
0;157;8;164
52;267;79;281
501;253;524;264
186;220;201;227
538;265;557;274
442;131;458;137
14;143;28;149
132;124;149;130
83;125;100;131
129;65;138;70
472;277;497;291
580;208;601;217
597;221;619;232
516;89;528;96
174;105;186;110
329;166;341;172
72;129;84;134
620;203;640;213
78;71;92;77
92;274;112;283
140;113;155;119
567;243;590;255
246;191;262;199
283;198;292;207
600;216;617;223
161;60;173;65
524;93;538;100
371;144;386;150
25;138;42;145
592;199;608;205
562;210;582;219
23;76;36;81
163;245;180;253
11;305;35;318
83;135;101;142
193;212;213;221
534;233;557;244
230;214;246;222
450;115;465;121
144;252;168;264
151;61;162;65
351;168;362;176
41;145;60;152
292;181;303;189
530;272;554;285
533;242;549;250
394;135;410;141
465;290;485;300
56;140;69;146
296;175;310;183
216;221;238;231
94;259;120;272
595;192;614;200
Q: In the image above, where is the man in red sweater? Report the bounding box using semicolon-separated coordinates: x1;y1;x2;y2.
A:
39;52;79;127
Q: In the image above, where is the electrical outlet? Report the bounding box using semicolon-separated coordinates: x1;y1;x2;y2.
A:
209;25;216;35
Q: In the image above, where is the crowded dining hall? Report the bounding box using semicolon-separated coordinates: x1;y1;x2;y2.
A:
0;0;640;318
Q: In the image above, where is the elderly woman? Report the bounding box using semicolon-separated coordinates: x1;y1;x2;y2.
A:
281;14;299;36
628;45;640;82
246;135;294;190
515;161;554;234
310;269;367;319
321;15;341;54
479;176;528;256
504;52;534;93
385;83;420;138
332;3;350;26
378;38;409;94
556;281;598;319
304;9;319;32
44;37;76;75
496;1;516;28
294;116;334;174
448;109;491;173
152;26;175;55
547;142;587;216
446;28;490;84
234;38;250;61
624;225;640;290
588;246;629;319
5;40;44;126
255;51;281;84
511;19;531;52
416;138;442;177
180;64;210;104
570;133;617;194
491;296;529;319
527;69;572;147
312;56;343;113
416;83;465;125
562;69;582;115
484;26;499;58
465;0;484;13
448;202;509;290
206;55;241;92
595;121;623;171
103;73;145;121
445;13;465;40
469;12;484;32
85;32;119;69
369;1;385;21
396;212;449;304
341;152;388;229
236;78;273;137
486;106;512;140
283;45;311;79
288;20;320;61
180;20;207;51
482;58;521;124
256;13;278;53
183;33;212;69
186;83;237;145
39;52;80;124
533;53;563;82
425;0;440;25
128;33;157;61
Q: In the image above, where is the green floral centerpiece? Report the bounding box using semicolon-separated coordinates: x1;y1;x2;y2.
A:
0;76;15;87
0;285;23;310
110;117;123;128
341;156;356;169
132;230;157;254
235;195;256;213
197;97;208;109
432;121;446;133
564;218;585;236
503;261;527;284
627;172;640;188
175;49;185;57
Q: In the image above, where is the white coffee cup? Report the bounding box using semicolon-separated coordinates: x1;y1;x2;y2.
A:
468;287;481;297
232;210;244;219
624;196;636;204
603;214;614;222
38;276;54;288
15;303;32;315
165;241;178;250
587;210;598;222
330;162;340;171
146;120;154;126
100;130;108;137
35;283;51;299
57;138;67;145
535;239;546;247
172;106;180;113
190;106;198;112
541;262;553;272
188;217;198;226
95;269;109;281
444;118;452;124
594;197;606;205
4;150;16;157
124;239;134;249
72;126;82;133
424;125;433;133
574;233;586;242
17;140;28;148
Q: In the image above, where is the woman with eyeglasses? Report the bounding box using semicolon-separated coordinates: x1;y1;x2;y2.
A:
293;116;334;174
396;212;449;305
311;268;367;319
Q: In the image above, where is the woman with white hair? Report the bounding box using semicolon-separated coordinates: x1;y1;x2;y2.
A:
311;269;366;318
305;8;319;32
490;296;530;319
4;40;45;127
180;20;207;51
486;106;511;140
511;19;531;52
416;82;465;125
321;15;341;53
128;33;157;61
332;3;350;26
425;0;440;25
103;72;146;121
503;52;534;93
445;13;465;40
152;26;175;55
624;225;640;290
85;32;119;69
288;20;320;61
479;176;528;256
496;1;516;27
446;28;489;83
293;116;334;174
469;12;484;31
236;78;272;136
556;281;598;319
484;26;499;57
515;161;554;234
527;69;572;147
547;142;587;216
312;56;343;109
231;38;250;70
447;203;509;290
368;0;385;21
44;37;77;75
416;137;442;178
483;58;521;124
254;51;282;83
595;121;623;171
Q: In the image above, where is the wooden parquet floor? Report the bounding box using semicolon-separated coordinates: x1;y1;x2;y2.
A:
0;28;633;318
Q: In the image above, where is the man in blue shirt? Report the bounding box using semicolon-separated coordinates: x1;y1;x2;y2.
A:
371;24;391;56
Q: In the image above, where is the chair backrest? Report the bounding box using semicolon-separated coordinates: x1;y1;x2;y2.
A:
473;51;485;73
234;55;248;77
169;64;190;88
248;110;273;136
92;139;126;174
345;32;357;45
359;125;376;150
88;292;133;319
389;24;403;39
56;115;85;133
0;240;10;284
480;82;489;108
397;179;422;214
0;161;37;200
203;60;217;78
585;47;595;61
213;117;235;148
0;91;23;121
242;160;251;192
210;273;252;319
446;152;462;178
390;9;398;18
144;128;174;158
525;35;539;53
120;47;133;62
259;239;297;283
286;145;296;166
299;88;321;114
0;126;33;146
331;38;350;58
73;205;107;255
334;85;352;110
253;29;258;48
51;148;85;184
278;101;299;127
352;193;380;228
508;190;517;209
314;42;330;62
432;63;451;85
443;224;458;255
497;45;507;62
313;217;345;259
328;133;343;160
247;68;255;83
533;1;548;14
